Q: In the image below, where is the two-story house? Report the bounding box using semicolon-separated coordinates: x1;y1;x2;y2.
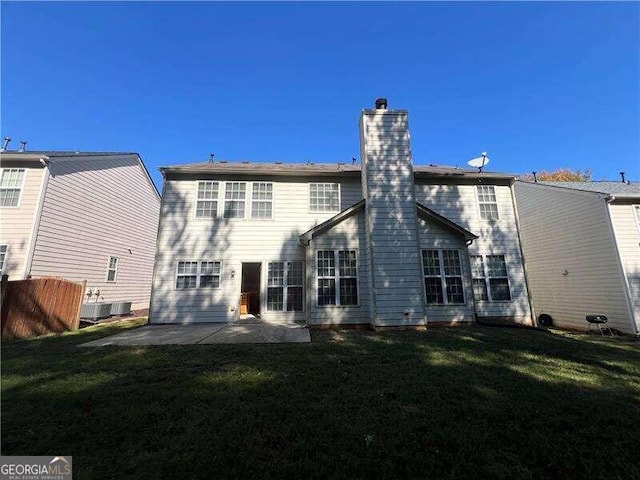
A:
0;150;161;310
149;101;532;327
515;180;640;335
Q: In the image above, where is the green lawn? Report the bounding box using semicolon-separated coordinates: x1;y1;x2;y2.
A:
2;319;639;480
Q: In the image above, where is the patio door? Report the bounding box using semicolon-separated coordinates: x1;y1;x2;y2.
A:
240;263;261;317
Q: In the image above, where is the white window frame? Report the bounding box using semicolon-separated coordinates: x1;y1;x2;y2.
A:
194;181;220;219
0;168;26;208
266;260;304;312
421;249;465;305
106;256;119;282
316;249;359;306
174;260;222;290
470;254;512;302
476;185;500;221
634;205;640;234
223;182;247;219
0;244;8;273
309;183;341;213
250;182;274;220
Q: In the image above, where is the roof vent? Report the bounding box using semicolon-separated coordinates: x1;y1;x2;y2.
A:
220;160;228;164
352;157;357;165
275;161;283;165
1;137;10;152
242;161;250;164
620;171;626;183
375;98;388;110
19;141;27;152
209;153;215;163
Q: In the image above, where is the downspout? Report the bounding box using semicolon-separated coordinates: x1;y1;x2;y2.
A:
147;174;167;324
465;237;479;325
510;182;536;327
298;236;311;327
605;195;639;334
23;157;51;279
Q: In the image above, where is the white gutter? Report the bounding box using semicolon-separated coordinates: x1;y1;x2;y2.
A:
23;158;51;278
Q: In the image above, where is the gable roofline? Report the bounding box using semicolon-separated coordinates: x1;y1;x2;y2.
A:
515;180;640;200
416;202;478;243
299;200;365;245
0;150;161;200
298;199;478;245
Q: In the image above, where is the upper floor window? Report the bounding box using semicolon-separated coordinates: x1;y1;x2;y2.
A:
106;256;119;282
310;183;340;212
251;182;273;219
195;181;219;218
470;254;511;301
0;245;7;272
476;185;499;220
422;249;465;305
634;205;640;232
224;182;247;219
0;169;26;207
176;260;221;289
317;250;358;306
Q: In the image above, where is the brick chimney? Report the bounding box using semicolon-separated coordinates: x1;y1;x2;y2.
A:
359;99;426;327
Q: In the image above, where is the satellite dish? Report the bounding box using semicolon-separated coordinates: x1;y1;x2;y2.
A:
467;152;490;172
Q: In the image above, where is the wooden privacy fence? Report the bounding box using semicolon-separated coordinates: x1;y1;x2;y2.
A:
1;277;86;341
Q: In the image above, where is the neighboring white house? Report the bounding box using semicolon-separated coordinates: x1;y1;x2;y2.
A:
149;100;532;327
514;180;640;335
0;150;161;310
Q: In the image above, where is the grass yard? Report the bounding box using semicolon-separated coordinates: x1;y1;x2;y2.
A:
2;319;640;480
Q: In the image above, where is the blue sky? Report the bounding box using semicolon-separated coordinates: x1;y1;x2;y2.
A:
2;2;638;188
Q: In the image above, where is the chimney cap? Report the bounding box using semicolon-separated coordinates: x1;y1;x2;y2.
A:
375;98;388;110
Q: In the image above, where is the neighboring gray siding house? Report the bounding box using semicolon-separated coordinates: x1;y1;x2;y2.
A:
514;180;640;335
150;101;532;327
0;150;161;309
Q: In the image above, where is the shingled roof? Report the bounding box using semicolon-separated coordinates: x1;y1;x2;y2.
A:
160;161;515;180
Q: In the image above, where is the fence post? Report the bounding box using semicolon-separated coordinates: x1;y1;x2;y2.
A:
74;280;87;330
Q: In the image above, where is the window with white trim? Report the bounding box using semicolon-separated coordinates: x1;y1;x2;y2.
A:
0;245;7;272
0;169;26;207
422;249;465;305
224;182;246;218
251;182;273;219
316;250;358;306
195;181;219;218
267;261;303;311
310;183;340;212
477;185;499;220
634;205;640;232
106;256;119;282
470;254;511;301
176;260;221;289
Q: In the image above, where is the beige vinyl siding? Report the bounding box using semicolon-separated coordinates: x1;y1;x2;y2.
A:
417;218;474;323
514;182;634;334
415;182;532;324
30;155;160;309
150;177;363;323
608;202;640;331
360;110;427;327
0;166;45;279
308;211;371;325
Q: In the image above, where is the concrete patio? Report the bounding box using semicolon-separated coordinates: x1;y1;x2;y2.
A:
79;323;311;346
